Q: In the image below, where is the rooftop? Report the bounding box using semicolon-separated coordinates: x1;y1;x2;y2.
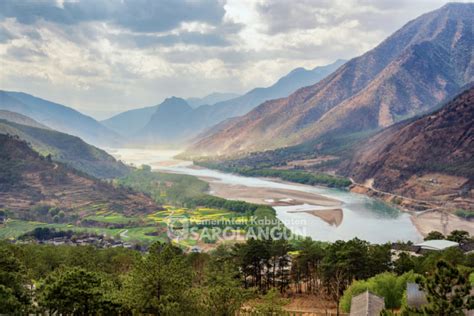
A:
415;239;459;251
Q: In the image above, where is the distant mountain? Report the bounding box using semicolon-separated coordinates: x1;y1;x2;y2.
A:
133;59;345;145
342;87;473;204
186;92;240;108
0;115;130;179
198;59;347;125
102;105;158;136
139;97;194;143
0;91;122;147
189;3;473;156
0;134;157;218
0;110;50;129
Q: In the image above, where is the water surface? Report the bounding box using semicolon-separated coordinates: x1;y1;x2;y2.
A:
108;148;422;244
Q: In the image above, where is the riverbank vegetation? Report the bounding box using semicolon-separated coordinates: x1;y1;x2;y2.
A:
116;165;276;214
1;233;473;315
194;161;352;188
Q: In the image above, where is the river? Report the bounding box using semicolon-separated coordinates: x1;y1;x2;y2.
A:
107;148;423;244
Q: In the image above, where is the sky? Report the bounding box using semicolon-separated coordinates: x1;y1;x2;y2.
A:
0;0;470;119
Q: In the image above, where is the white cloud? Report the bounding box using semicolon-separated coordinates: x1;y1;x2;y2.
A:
0;0;465;119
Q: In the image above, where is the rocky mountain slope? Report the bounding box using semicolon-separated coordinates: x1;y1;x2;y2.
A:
104;60;345;144
0;134;158;219
0;115;130;179
189;3;473;156
342;87;473;205
0;91;121;147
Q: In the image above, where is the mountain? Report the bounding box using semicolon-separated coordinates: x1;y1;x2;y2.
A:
342;86;473;204
139;97;194;143
186;92;240;108
0;115;130;179
0;91;122;147
195;58;347;127
0;134;158;219
0;110;51;129
189;3;473;156
105;59;345;144
102;105;158;136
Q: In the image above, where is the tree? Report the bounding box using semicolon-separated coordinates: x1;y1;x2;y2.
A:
447;230;470;243
394;252;415;275
253;288;289;314
202;261;251;316
233;239;270;291
0;246;31;313
37;266;118;314
121;242;197;314
292;238;324;294
424;231;445;241
415;260;473;315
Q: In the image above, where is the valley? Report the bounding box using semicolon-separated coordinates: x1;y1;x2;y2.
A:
1;2;474;315
109;148;425;243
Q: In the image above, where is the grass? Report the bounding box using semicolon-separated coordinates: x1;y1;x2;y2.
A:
0;219;168;244
84;213;143;224
0;205;244;246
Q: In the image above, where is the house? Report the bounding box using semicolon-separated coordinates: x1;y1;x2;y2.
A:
406;282;428;309
414;240;459;251
350;290;385;316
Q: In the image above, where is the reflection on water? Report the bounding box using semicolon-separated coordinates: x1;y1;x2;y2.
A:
108;148;422;244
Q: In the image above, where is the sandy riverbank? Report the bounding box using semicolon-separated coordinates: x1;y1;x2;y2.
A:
411;210;474;237
207;181;341;207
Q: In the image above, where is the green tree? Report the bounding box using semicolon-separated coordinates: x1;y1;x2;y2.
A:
424;231;445;241
0;246;31;313
394;252;415;275
415;260;473;315
202;261;251;315
37;266;119;314
121;242;197;315
447;230;470;243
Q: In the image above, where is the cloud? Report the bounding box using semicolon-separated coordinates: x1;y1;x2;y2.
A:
0;0;226;32
0;0;459;119
0;25;16;43
6;46;47;61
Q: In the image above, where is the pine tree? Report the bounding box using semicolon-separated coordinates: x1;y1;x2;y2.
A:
416;260;473;315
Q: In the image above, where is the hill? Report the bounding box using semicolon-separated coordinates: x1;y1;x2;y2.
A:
342;87;473;206
105;60;345;144
189;3;473;156
0;134;158;221
0;110;51;129
0;91;122;147
0;117;130;179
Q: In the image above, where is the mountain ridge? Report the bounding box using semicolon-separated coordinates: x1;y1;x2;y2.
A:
0;134;158;219
0;115;130;179
188;3;473;156
342;86;473;206
0;90;122;147
103;59;346;144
